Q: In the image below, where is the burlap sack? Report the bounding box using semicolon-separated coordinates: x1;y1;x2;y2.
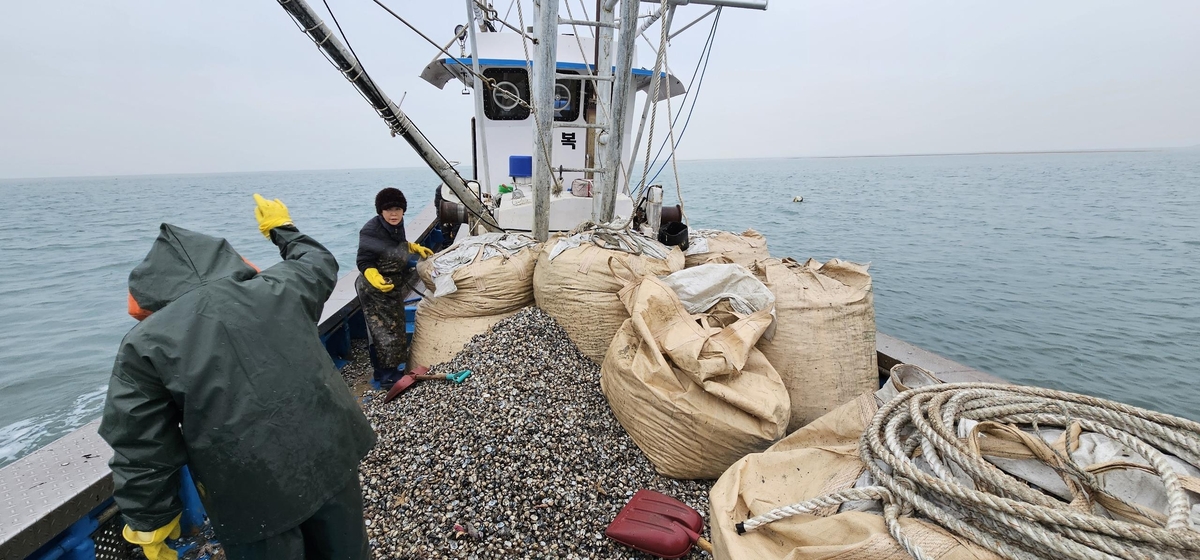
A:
756;258;877;431
534;241;683;364
685;229;770;268
600;276;789;479
415;238;539;317
408;237;538;368
709;392;998;560
408;306;517;368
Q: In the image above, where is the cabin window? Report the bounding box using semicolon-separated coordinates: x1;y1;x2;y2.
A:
483;68;531;121
553;72;583;122
480;68;589;122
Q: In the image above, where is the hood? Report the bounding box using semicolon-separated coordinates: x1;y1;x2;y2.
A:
128;223;258;313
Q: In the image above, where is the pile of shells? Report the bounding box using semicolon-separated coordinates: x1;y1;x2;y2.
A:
340;339;375;397
357;307;714;559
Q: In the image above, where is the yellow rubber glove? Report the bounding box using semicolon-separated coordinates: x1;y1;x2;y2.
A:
363;268;393;293
253;193;293;238
408;242;434;259
122;514;181;560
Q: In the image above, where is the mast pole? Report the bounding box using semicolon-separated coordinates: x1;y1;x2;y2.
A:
530;0;561;241
591;0;617;222
465;0;494;196
274;0;499;231
598;0;640;223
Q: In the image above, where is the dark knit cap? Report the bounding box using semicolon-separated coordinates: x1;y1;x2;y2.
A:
374;187;407;214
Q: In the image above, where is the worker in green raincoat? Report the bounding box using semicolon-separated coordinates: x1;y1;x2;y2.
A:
99;195;376;560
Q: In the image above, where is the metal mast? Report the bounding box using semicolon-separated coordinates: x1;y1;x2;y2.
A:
465;0;493;195
597;0;641;223
590;0;618;223
275;0;500;231
530;0;561;242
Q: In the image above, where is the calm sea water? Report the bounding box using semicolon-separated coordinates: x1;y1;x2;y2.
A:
1;151;1197;467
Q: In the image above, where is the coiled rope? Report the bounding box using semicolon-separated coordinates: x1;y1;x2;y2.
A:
738;383;1200;560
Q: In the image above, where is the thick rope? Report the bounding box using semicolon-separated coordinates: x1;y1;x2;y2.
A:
738;383;1200;560
637;0;671;195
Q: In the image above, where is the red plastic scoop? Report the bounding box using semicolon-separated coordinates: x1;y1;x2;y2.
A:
383;366;429;403
605;490;713;558
383;367;476;403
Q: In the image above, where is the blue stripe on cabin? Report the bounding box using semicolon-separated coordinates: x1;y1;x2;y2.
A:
440;58;665;77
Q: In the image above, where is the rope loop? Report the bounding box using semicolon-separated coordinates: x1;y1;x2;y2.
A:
738;383;1200;559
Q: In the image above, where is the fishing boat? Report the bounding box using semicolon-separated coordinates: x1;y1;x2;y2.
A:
4;1;1197;559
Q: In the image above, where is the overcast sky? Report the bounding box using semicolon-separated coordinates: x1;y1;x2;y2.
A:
1;1;1197;179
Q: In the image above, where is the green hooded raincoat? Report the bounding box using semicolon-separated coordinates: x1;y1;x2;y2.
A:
99;224;376;545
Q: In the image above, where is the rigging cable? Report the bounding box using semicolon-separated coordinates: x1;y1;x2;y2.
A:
642;7;720;190
371;0;555;200
576;0;591;24
473;0;536;40
632;7;719;201
632;9;718;200
637;0;672;197
327;0;502;229
561;0;611;126
321;0;374;85
370;0;527;116
659;31;686;227
512;0;563;196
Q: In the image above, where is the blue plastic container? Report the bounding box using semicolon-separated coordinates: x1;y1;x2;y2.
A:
508;155;533;179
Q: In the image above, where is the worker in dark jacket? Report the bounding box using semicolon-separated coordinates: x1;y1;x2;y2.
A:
356;187;433;389
100;194;376;560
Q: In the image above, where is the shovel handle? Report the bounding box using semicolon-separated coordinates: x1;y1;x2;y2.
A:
695;536;713;554
411;374;447;381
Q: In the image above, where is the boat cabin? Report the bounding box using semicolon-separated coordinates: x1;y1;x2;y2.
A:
419;32;684;231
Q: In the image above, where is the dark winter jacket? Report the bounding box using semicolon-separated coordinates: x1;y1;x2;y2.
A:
356;215;410;275
99;223;376;545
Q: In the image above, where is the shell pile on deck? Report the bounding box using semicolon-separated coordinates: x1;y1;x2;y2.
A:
356;307;713;559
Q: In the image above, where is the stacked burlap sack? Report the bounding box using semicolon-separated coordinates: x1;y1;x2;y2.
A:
754;257;878;431
409;233;540;368
601;264;790;479
684;229;770;268
709;365;998;560
534;226;684;364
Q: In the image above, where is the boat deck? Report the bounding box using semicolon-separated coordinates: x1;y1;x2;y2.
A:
0;201;1003;558
0;326;1002;560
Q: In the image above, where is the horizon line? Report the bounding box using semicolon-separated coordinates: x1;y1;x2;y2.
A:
1;146;1191;181
799;148;1164;160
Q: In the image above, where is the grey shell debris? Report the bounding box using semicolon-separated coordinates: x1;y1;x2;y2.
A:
354;306;714;559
